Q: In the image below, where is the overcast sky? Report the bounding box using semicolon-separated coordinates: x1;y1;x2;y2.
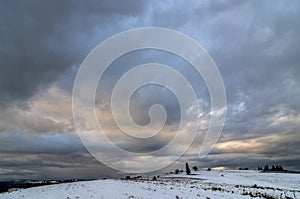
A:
0;0;300;180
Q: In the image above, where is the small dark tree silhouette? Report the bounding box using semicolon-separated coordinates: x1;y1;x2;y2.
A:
0;183;8;193
175;169;179;174
279;165;284;171
264;165;269;171
257;166;262;170
192;166;198;171
271;165;276;171
186;162;191;175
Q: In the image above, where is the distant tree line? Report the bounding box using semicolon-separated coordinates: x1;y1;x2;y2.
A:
0;183;8;193
0;179;91;194
258;165;286;172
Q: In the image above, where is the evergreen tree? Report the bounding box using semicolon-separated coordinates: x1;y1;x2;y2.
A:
257;166;262;170
271;165;276;171
186;162;191;175
279;165;284;171
264;165;269;171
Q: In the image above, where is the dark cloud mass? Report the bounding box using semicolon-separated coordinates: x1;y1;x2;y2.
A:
0;0;147;106
0;0;300;179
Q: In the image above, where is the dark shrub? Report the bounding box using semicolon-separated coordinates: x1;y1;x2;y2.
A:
192;166;198;171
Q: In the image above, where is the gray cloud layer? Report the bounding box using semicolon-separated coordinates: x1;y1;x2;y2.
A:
0;0;300;179
0;0;147;106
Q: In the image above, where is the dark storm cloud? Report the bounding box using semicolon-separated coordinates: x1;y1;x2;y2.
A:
0;131;119;180
147;0;300;171
0;0;149;179
0;131;83;154
96;49;208;127
0;0;147;106
0;152;118;180
206;1;300;110
1;0;300;179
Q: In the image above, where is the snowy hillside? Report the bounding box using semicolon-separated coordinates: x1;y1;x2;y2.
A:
1;170;299;199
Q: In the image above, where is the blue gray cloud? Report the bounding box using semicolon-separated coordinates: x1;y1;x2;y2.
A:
0;0;300;179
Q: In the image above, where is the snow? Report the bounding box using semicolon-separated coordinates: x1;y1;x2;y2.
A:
1;170;299;199
169;170;300;190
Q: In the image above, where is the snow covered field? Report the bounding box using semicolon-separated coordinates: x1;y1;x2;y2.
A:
1;170;299;199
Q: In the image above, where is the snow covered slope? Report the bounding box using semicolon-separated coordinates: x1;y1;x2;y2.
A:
1;170;299;199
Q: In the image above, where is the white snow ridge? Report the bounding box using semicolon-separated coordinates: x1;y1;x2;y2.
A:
1;170;299;199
